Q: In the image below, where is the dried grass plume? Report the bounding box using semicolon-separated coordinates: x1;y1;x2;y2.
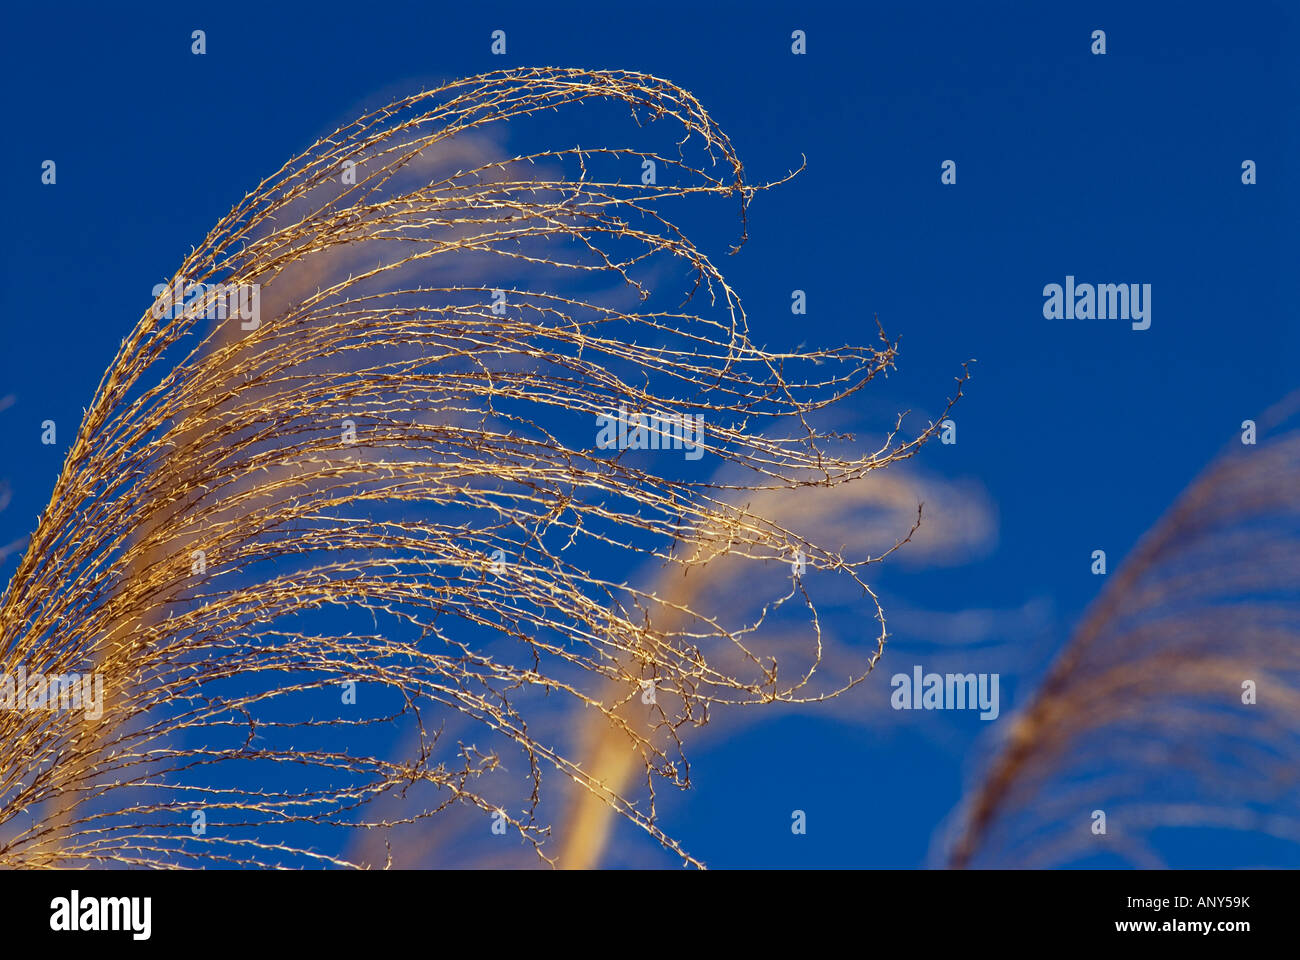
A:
0;67;961;868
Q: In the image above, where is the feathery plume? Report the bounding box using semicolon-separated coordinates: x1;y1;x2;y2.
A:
0;67;959;868
945;398;1300;868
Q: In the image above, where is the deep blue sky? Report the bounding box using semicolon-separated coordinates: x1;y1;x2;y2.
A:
1;2;1296;868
